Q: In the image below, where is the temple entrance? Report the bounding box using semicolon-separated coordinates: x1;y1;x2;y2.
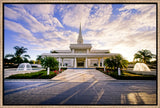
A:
77;58;85;68
77;62;84;67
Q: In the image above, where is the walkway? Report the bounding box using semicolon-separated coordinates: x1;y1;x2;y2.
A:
4;69;156;105
52;69;115;82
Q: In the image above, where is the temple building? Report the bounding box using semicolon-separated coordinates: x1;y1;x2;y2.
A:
41;24;118;69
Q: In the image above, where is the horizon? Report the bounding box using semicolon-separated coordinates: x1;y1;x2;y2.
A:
4;4;156;62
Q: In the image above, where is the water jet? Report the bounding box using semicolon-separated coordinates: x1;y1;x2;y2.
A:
17;63;32;71
133;63;150;71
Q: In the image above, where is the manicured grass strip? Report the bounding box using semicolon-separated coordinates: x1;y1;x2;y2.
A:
108;71;156;80
6;70;57;79
96;68;156;80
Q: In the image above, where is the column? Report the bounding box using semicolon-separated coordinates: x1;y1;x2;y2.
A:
102;57;104;67
62;58;63;67
72;49;75;53
85;57;88;68
87;49;89;53
58;57;61;71
98;58;100;67
74;57;77;68
88;59;90;68
102;57;105;71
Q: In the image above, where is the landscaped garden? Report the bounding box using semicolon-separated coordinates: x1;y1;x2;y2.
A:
96;68;156;80
4;46;67;79
97;50;157;80
6;68;67;79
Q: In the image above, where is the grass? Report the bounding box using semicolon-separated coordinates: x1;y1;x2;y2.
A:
122;71;142;76
96;68;156;80
6;70;64;79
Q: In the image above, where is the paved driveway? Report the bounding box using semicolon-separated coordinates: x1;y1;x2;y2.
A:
4;69;156;105
52;69;115;82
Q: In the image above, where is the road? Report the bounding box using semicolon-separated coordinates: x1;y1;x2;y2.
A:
4;69;157;105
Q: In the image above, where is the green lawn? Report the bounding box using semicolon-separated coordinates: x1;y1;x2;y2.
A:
96;68;156;80
6;70;61;79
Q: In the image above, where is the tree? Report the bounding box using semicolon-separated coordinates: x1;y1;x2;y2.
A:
50;50;58;53
5;46;30;65
104;56;115;70
36;55;42;64
40;56;59;71
134;49;155;63
104;54;128;70
29;60;35;64
115;54;128;69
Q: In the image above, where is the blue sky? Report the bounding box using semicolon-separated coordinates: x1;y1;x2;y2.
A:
4;4;156;61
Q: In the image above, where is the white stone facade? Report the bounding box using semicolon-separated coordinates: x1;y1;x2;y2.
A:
41;24;118;69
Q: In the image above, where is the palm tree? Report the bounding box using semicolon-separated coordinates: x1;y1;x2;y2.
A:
104;56;115;70
104;54;128;71
40;56;59;71
36;55;42;64
134;49;155;63
115;54;128;69
5;46;30;65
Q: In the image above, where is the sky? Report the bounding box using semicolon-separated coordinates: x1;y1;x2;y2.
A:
4;4;156;62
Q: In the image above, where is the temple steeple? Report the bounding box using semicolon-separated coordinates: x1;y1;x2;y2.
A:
77;23;83;44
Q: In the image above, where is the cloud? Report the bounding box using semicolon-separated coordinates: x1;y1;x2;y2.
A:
4;6;20;20
4;4;156;61
61;4;113;31
5;5;63;33
119;4;156;28
5;20;37;42
24;4;54;18
85;4;112;30
83;4;156;61
62;4;93;28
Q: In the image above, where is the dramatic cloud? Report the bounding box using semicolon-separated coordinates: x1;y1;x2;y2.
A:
62;4;93;28
5;20;37;42
4;4;156;61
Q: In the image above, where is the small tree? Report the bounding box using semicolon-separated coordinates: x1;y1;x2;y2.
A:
41;56;59;71
104;57;115;70
134;49;155;63
36;55;42;64
104;54;128;71
115;54;128;69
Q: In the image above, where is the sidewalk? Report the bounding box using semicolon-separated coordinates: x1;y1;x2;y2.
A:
52;69;116;82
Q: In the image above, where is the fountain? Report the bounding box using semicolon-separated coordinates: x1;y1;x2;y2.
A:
133;63;151;71
17;63;32;71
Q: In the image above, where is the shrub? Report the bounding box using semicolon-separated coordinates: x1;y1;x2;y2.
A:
41;57;59;70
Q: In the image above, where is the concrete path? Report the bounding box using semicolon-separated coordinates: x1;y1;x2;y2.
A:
4;69;156;105
52;69;115;82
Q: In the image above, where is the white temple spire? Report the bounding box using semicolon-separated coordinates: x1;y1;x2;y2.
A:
77;23;83;44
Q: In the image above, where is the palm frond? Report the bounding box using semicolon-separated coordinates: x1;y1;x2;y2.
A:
5;54;14;58
23;55;30;58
